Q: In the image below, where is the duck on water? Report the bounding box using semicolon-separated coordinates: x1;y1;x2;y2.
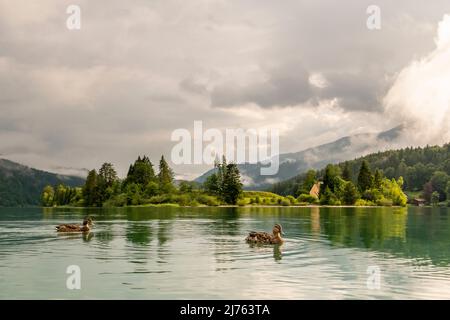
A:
56;216;94;233
245;224;285;244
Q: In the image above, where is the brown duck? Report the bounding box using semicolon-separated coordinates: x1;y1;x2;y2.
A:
245;224;285;244
56;217;94;233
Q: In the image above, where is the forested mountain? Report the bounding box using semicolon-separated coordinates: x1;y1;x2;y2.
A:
0;159;85;206
271;143;450;203
195;126;403;189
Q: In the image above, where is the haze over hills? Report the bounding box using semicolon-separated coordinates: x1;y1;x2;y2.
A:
0;159;85;207
195;125;405;189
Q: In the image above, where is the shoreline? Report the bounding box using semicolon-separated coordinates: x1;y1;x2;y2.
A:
42;204;412;209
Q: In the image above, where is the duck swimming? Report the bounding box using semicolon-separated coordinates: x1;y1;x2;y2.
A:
56;216;94;233
245;224;285;244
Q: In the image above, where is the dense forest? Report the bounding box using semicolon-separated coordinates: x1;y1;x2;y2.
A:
0;159;84;207
271;143;450;206
41;156;243;207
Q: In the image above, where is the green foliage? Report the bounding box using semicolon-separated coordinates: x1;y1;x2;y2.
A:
158;155;175;194
431;191;440;206
83;169;100;206
362;188;382;202
296;170;316;195
381;178;407;206
41;184;82;207
103;193;127;207
97;162;119;204
354;199;375;206
430;171;449;201
376;198;393;206
280;198;291;206
222;163;243;205
196;194;219;206
342;181;359;205
423;182;434;203
176;194;191;206
286;195;296;205
125;156;156;186
203;157;243;205
373;169;383;189
237;199;247;206
322;164;341;194
357;160;373;192
98;163;118;187
446;181;450;202
320;186;339;205
297;193;318;204
203;173;220;195
342;162;352;181
126;183;143;205
145;181;159;197
179;181;194;193
41;185;54;207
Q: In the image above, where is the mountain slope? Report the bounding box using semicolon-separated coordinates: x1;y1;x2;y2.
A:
0;159;85;206
195;125;404;189
271;142;450;197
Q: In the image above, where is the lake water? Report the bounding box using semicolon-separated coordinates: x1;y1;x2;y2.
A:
1;206;450;299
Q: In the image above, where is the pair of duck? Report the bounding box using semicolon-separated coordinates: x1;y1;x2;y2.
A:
56;217;285;245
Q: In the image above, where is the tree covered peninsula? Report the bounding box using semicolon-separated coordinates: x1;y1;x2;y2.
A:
41;156;243;207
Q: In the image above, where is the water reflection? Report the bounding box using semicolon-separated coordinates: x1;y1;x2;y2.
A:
312;206;450;266
273;244;282;261
156;220;173;263
310;206;320;236
125;223;153;246
247;243;283;262
95;225;114;245
56;231;94;242
157;220;172;246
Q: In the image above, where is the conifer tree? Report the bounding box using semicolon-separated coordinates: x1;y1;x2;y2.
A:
342;162;352;181
125;156;156;186
222;163;243;205
83;169;100;206
99;163;118;187
357;160;373;192
373;169;383;189
158;155;174;193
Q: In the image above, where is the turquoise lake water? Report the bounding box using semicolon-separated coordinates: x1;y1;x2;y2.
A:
0;206;449;299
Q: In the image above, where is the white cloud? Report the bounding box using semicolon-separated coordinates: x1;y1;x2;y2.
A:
384;14;450;146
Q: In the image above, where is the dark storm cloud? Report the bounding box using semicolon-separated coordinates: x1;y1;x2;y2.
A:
209;64;387;112
317;71;388;112
211;61;312;108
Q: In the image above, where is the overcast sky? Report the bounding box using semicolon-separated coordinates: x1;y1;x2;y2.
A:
1;0;450;179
